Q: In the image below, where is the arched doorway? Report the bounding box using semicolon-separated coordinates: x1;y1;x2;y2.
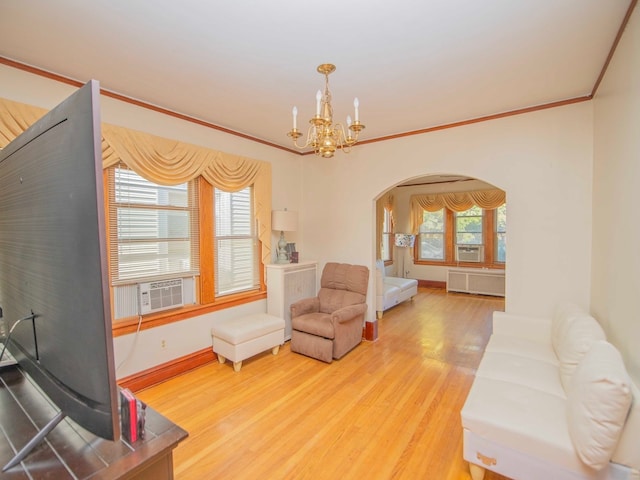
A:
373;173;506;325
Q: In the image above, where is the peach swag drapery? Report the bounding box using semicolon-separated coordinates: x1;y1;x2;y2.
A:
0;97;272;264
410;189;506;235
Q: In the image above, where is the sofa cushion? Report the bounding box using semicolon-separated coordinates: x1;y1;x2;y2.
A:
566;340;632;470
475;351;565;398
485;333;558;365
384;276;418;293
292;312;335;339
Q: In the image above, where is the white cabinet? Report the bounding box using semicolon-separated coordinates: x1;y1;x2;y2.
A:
447;267;505;297
266;261;318;340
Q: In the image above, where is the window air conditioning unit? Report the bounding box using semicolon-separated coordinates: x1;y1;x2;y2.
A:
138;278;184;314
456;245;484;263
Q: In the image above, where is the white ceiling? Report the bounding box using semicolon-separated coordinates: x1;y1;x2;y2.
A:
0;1;633;153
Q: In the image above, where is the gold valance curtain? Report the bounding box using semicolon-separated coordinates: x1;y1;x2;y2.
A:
0;97;48;145
410;189;505;234
0;97;272;264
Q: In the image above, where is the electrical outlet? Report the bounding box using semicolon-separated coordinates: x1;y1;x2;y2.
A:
161;340;166;349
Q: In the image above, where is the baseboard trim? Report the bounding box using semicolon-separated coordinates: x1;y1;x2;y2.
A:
418;280;446;289
118;347;215;392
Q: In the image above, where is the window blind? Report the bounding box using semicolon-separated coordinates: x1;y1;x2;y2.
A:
214;186;259;296
108;166;199;285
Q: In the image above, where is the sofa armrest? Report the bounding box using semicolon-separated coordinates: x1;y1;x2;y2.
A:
291;297;320;318
492;311;552;342
332;303;367;324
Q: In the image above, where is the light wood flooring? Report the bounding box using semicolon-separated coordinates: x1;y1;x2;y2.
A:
137;288;510;480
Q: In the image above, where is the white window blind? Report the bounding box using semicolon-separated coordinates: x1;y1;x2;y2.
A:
108;166;199;284
214;186;259;296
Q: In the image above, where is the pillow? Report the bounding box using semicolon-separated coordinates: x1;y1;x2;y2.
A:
556;315;606;391
566;341;632;470
551;302;587;353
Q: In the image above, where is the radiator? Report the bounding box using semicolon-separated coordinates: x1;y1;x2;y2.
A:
266;261;318;341
447;268;505;297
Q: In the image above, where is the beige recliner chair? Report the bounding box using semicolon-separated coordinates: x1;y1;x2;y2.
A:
290;262;369;363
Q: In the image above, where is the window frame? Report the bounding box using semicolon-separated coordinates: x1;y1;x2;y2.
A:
213;186;261;298
494;204;507;264
108;165;199;285
417;208;447;262
106;170;266;337
454;205;484;246
414;204;506;269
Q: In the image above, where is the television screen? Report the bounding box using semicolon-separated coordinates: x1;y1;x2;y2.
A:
0;80;120;445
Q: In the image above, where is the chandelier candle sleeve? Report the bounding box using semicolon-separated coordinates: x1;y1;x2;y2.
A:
354;98;359;122
292;106;297;130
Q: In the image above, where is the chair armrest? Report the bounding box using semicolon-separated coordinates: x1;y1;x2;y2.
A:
332;303;367;324
291;297;320;318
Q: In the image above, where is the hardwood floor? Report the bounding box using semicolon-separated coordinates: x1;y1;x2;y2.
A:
136;288;510;480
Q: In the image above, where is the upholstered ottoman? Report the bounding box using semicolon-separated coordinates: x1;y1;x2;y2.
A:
211;313;284;372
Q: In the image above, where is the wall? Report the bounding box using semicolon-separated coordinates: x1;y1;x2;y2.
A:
591;8;640;384
301;102;594;319
0;64;303;378
0;62;597;378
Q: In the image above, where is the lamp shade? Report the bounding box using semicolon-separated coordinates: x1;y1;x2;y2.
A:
394;233;415;248
272;210;298;232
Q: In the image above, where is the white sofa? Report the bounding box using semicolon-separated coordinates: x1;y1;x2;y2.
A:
461;303;640;480
375;259;418;319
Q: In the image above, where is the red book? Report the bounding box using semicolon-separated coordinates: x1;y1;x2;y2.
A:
120;388;137;443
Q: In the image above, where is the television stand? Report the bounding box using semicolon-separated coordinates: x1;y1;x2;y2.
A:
0;367;188;479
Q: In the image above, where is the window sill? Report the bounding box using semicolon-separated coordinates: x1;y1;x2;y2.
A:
112;289;267;337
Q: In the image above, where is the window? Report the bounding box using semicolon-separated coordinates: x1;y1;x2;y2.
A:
381;208;393;262
455;205;483;245
214;187;260;296
109;166;199;283
418;209;445;261
495;204;507;263
414;203;506;267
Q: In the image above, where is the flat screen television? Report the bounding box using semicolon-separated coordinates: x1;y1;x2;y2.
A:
0;80;120;468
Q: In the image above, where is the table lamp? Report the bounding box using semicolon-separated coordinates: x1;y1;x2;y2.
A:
272;209;298;264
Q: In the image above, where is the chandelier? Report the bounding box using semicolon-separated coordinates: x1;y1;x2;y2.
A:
287;64;365;158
